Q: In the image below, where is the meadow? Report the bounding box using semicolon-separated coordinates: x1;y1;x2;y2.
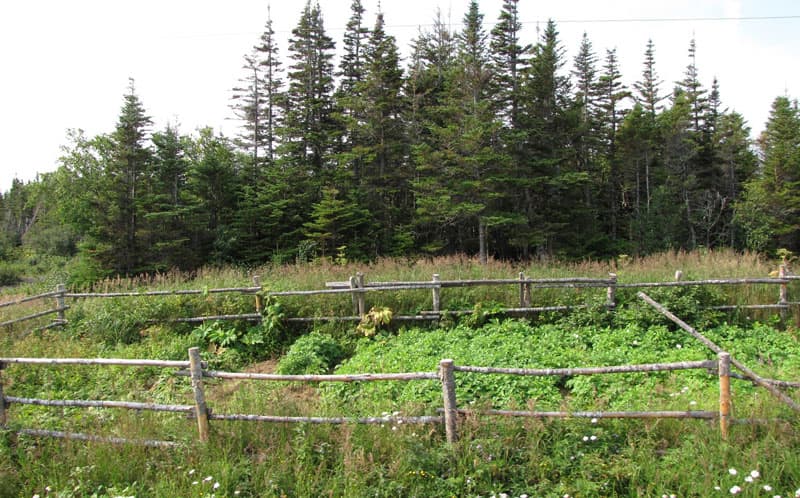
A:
0;249;799;497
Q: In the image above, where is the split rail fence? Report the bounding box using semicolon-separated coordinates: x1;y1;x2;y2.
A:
2;265;798;331
2;292;798;447
0;347;761;447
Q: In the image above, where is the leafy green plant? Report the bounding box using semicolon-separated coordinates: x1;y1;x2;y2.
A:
276;332;345;375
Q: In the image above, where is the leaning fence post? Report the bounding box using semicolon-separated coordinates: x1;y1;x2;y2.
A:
519;272;531;308
439;359;458;444
253;275;263;314
0;362;6;426
188;347;210;442
356;272;366;318
718;352;732;440
432;274;441;313
605;273;617;310
56;284;66;325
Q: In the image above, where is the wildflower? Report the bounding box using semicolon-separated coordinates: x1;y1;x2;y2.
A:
520;495;528;498
582;436;589;441
204;476;213;482
590;435;598;441
750;470;760;479
715;486;721;491
764;485;773;491
188;469;196;475
591;418;598;424
192;481;199;485
499;494;509;498
45;488;51;493
33;495;40;498
234;492;240;496
689;400;697;406
213;482;220;490
729;468;738;476
730;485;742;494
676;344;682;349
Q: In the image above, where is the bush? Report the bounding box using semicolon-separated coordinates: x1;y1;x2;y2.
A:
0;261;22;286
277;332;345;375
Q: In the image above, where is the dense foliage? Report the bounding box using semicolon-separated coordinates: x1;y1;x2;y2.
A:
0;1;797;282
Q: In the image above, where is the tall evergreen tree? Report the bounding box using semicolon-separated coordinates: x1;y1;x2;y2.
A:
634;39;665;119
596;48;631;241
736;96;800;252
107;78;153;274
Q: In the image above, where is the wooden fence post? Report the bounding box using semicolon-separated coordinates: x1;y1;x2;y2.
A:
349;276;359;315
432;274;441;312
675;270;683;281
0;363;6;426
188;347;210;442
56;284;66;325
718;352;731;440
605;273;617;310
439;359;458;444
356;272;366;317
779;264;789;322
253;276;263;314
519;272;531;308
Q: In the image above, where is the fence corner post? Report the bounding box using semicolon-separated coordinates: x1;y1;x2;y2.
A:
0;362;6;426
188;347;210;442
779;264;789;322
519;272;531;308
439;359;458;444
432;274;441;313
56;283;66;325
605;273;617;310
253;275;263;314
718;352;731;440
355;272;366;318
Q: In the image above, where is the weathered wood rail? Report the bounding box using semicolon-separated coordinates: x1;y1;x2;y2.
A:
2;265;796;331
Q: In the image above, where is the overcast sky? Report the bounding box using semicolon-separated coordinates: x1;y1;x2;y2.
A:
1;0;799;192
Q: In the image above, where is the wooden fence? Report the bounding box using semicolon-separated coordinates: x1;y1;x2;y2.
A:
2;293;798;447
0;347;742;447
2;265;798;331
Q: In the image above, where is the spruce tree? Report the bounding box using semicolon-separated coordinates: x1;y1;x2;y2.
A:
107;78;153;274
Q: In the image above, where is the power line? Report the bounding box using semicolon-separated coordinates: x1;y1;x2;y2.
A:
160;13;800;39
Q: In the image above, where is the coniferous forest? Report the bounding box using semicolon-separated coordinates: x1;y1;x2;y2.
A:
2;0;799;281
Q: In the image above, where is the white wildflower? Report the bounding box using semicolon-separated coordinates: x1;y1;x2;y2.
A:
192;481;199;485
676;344;682;349
204;476;213;482
188;469;195;475
730;485;742;494
689;400;697;406
582;436;589;441
33;495;40;498
213;482;220;490
590;435;598;441
750;470;760;479
745;476;753;483
591;418;598;424
729;468;738;476
763;485;772;491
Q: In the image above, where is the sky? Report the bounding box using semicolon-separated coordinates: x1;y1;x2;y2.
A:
1;0;799;192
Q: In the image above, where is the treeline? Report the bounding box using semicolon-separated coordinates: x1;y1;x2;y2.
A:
2;0;799;279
